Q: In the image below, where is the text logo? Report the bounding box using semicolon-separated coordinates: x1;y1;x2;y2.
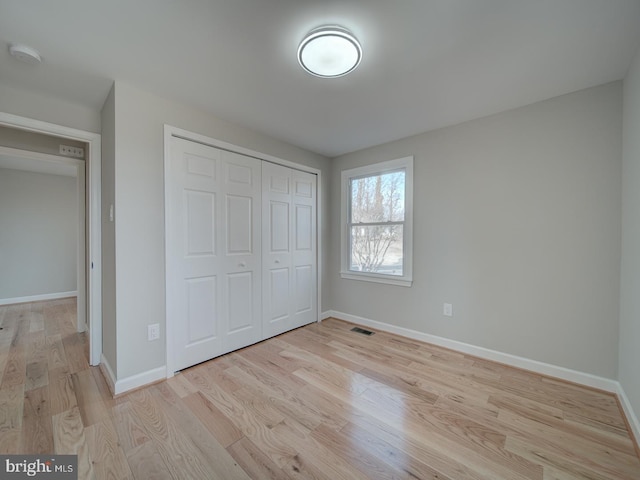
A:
0;456;77;479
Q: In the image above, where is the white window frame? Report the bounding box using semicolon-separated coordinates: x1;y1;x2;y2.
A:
340;156;413;287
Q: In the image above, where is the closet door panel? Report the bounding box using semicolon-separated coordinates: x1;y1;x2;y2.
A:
169;139;261;371
227;272;254;332
291;169;317;329
263;163;317;337
226;195;253;254
186;276;218;343
219;151;262;352
270;202;290;252
269;267;290;321
294;265;313;314
295;204;312;251
185;190;216;256
169;138;224;370
262;162;293;337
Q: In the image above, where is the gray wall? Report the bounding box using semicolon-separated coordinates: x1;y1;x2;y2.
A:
0;168;77;300
0;83;101;134
105;81;331;380
101;84;117;373
620;45;640;424
330;82;622;379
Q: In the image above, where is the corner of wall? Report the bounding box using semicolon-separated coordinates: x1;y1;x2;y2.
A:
99;354;116;396
619;38;640;455
617;383;640;455
99;354;166;396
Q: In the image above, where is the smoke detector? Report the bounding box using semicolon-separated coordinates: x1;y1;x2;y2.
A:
8;44;42;64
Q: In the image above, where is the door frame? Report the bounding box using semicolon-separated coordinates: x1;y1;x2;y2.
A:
163;124;322;376
0;112;102;366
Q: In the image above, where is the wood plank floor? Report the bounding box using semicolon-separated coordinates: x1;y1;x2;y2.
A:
1;298;639;479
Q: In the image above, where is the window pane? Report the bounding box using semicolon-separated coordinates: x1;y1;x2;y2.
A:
349;225;403;276
350;170;405;223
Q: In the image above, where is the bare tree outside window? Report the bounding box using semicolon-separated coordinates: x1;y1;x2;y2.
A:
349;170;405;275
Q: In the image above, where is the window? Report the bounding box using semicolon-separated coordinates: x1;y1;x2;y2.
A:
341;156;413;286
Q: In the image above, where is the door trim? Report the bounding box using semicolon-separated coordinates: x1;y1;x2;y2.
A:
164;124;322;376
0;112;102;366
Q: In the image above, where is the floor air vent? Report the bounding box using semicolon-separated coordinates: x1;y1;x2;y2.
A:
351;327;374;336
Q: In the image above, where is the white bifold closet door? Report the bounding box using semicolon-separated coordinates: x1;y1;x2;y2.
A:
262;162;317;338
169;137;262;372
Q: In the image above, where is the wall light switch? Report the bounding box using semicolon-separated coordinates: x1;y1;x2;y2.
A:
443;303;453;317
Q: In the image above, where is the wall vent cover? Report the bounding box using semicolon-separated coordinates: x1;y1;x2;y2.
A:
351;327;374;336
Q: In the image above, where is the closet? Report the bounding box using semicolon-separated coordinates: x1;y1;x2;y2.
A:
166;136;317;372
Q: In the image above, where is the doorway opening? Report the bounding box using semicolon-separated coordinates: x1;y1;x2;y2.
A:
0;145;85;325
0;113;102;366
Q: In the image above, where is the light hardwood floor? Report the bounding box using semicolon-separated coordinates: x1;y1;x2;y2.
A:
1;298;639;479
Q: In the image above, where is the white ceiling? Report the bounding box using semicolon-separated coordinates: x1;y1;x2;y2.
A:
1;0;639;157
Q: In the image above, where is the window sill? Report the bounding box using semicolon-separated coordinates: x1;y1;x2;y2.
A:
340;271;412;287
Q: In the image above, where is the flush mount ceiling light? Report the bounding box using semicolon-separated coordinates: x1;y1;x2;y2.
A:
297;26;362;78
8;43;42;64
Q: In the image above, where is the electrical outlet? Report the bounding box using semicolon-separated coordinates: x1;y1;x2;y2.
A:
148;323;160;341
59;144;85;158
443;303;453;317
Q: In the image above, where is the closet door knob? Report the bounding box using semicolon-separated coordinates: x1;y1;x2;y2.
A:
275;259;280;264
239;262;246;267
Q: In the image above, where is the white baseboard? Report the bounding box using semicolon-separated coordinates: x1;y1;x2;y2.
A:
115;367;166;396
0;291;78;306
616;383;640;449
320;310;333;321
324;310;619;393
99;354;166;396
99;354;116;395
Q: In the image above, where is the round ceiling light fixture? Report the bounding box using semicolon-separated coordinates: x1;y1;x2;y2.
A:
297;26;362;78
8;43;42;64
